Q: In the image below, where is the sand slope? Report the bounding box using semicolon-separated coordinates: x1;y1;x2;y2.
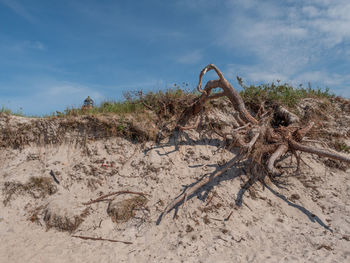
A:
0;134;349;263
1;98;350;262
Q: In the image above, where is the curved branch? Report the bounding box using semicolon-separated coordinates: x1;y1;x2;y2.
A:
233;112;246;126
178;114;201;130
197;64;258;125
197;64;225;93
267;144;289;174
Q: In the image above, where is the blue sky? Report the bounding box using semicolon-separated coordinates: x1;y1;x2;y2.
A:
1;0;350;115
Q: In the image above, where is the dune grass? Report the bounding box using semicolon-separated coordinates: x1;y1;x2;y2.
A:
1;82;338;118
0;106;25;116
58;87;194;118
238;78;334;108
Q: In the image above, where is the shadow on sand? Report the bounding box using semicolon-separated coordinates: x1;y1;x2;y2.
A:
154;131;332;231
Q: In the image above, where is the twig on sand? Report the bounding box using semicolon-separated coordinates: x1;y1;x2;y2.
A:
50;170;60;184
83;191;149;205
224;211;233;221
72;235;132;244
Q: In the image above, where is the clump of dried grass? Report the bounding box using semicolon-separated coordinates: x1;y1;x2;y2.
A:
107;196;148;223
3;176;58;206
43;207;90;233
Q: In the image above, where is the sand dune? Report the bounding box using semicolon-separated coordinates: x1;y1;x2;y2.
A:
1;98;350;263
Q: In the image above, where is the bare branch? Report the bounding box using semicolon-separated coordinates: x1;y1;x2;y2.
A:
289;139;350;164
72;235;132;244
267;144;289;174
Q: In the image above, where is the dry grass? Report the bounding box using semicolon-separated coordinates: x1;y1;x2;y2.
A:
44;207;90;233
3;176;58;206
107;196;148;223
0;85;348;150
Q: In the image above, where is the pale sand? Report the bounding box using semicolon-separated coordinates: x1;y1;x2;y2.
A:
1;131;350;263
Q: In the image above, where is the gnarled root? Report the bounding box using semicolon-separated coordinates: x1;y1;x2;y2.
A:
160;64;350;221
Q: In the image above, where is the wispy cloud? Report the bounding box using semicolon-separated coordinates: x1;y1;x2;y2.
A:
226;64;289;84
0;0;37;23
12;41;47;51
176;50;203;64
210;0;350;92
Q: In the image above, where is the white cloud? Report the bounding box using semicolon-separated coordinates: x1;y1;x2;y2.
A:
226;63;350;98
176;50;203;64
210;0;350;95
302;6;321;17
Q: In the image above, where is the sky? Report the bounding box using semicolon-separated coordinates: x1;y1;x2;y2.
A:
1;0;350;116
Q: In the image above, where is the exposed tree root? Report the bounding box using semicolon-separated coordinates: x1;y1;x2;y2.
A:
161;64;350;220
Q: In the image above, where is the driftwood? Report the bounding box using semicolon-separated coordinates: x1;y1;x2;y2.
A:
161;64;350;219
72;235;132;244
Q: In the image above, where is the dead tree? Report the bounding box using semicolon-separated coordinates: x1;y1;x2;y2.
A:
161;64;350;217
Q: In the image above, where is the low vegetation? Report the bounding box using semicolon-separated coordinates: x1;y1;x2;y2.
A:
59;81;334;120
3;176;58;206
58;87;195;118
0;106;24;116
238;77;334;110
1;80;335;119
0;79;344;148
